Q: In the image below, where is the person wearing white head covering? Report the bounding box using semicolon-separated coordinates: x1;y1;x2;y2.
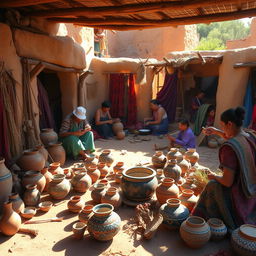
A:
59;106;95;159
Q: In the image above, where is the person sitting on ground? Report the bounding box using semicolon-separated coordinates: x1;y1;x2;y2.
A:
144;99;169;135
94;101;114;139
192;107;256;231
205;105;215;127
59;106;95;159
190;92;205;123
167;119;196;150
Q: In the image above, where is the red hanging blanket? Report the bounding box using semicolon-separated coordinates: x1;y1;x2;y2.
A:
127;74;137;126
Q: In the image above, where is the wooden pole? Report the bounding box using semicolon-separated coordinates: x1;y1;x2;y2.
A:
0;0;55;8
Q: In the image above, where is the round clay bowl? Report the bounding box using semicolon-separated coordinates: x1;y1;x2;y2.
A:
38;201;53;212
20;207;37;219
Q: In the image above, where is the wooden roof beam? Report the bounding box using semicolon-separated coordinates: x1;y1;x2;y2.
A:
0;0;56;8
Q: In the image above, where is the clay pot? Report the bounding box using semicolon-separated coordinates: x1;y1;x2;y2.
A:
0;158;13;214
115;173;122;184
63;168;72;179
47;142;66;166
0;201;21;236
181;178;197;193
84;153;98;168
9;193;25;214
17;149;45;172
207;218;227;241
216;137;225;145
177;158;191;176
48;174;71;199
48;162;63;175
152;151;167;169
23;184;41;207
99;150;114;167
87;164;101;184
87;203;121;241
180;216;211;248
97;162;109;178
22;170;46;193
67;196;85;213
40;128;58;146
112;120;124;134
113;162;126;174
156;169;164;183
208;139;218;148
178;189;198;212
156;178;179;205
163;160;181;182
71;170;92;193
231;224;256;256
121;167;157;202
184;148;199;165
41;168;53;192
91;183;106;204
160;198;189;230
116;131;125;140
35;144;48;163
72;222;86;240
98;179;110;188
101;187;122;210
166;148;183;162
79;205;94;223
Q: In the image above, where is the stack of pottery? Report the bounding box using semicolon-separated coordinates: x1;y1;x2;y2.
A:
163;160;181;182
71;170;92;193
184;148;199;166
22;170;46;193
48;162;63;175
101;187;122;209
9;193;25;214
87;164;101;184
99;150;114;167
41;168;53;192
178;189;198;212
67;196;85;213
40;128;58;146
152;151;167;169
48;174;71;199
112;119;124;140
97;162;109;178
23;184;41;206
79;205;94;223
84;154;98;168
207;218;227;241
166;148;183;162
91;183;106;204
47;142;66;166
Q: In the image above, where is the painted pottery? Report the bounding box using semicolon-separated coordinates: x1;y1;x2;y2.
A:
9;193;25;214
152;151;167;169
91;183;106;204
178;189;198;212
79;204;94;223
163;160;181;182
22;170;46;193
47;142;66;166
177;158;191;176
40;128;58;146
72;222;86;240
38;201;53;212
112;120;124;134
207;218;227;241
35;144;48;163
166;148;183;162
0;158;13;214
113;162;125;174
17;149;45;172
87;164;101;184
115;173;122;184
67;196;85;213
184;148;199;165
84;153;98;168
20;206;37;219
160;198;189;229
116;131;125;140
97;162;109;178
99;150;114;167
41;167;53;192
0;201;21;236
156;178;179;205
121;167;157;202
48;174;71;199
23;184;41;206
208;139;219;148
180;216;211;248
231;224;256;256
48;162;63;175
71;170;92;193
87;203;121;241
101;187;122;209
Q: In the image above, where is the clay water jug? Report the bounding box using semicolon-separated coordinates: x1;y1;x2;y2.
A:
79;205;94;223
0;201;21;236
87;164;101;184
84;153;98;168
178;189;198;212
41;167;53;192
40;128;58;146
163;160;181;182
71;170;92;193
101;187;122;210
22;170;46;193
91;183;106;204
99;150;114;167
9;193;25;214
97;162;109;178
184;148;199;165
152;151;167;169
166;148;183;161
67;196;85;213
47;142;66;166
23;184;41;206
35;144;48;163
48;174;71;199
112;119;124;134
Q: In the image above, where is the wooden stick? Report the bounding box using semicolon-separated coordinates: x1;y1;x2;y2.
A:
19;228;39;237
24;217;63;224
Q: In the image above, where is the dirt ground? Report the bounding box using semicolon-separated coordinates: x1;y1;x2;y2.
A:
0;135;231;256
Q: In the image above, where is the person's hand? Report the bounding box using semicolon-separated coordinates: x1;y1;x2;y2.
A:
207;170;216;180
107;119;113;124
72;130;85;137
167;134;175;142
202;126;218;136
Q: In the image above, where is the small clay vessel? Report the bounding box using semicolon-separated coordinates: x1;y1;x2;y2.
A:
156;169;165;183
23;184;41;207
177;158;191;176
22;170;46;193
97;162;109;178
116;131;125;140
40;128;58;146
48;174;71;199
115;173;122;184
166;148;183;161
71;170;92;193
9;193;25;214
98;179;110;188
163;159;181;182
112;120;124;134
63;168;72;179
41;167;53;192
99;150;114;167
67;196;85;213
101;187;122;210
184;148;199;165
91;183;106;204
113;162;126;174
87;164;101;184
72;222;86;240
181;178;197;193
79;205;94;223
178;189;198;212
47;142;66;166
84;153;98;168
207;218;227;241
152;151;167;169
48;162;63;175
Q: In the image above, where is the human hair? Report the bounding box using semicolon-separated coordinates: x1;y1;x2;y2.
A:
220;107;245;127
102;101;111;108
207;105;215;114
179;118;190;127
150;99;160;105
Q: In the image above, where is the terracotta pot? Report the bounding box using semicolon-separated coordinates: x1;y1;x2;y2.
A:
166;148;183;162
63;168;72;179
207;218;227;241
231;224;256;256
41;168;53;192
116;131;125;140
98;179;110;188
67;196;85;213
17;149;45;172
0;158;13;214
87;164;101;184
113;162;126;174
0;201;21;236
87;203;121;241
48;174;71;199
115;173;122;184
112;121;124;134
40;128;58;146
156;169;165;183
35;144;48;163
163;160;181;182
181;178;197;192
178;189;198;212
97;162;109;178
23;184;41;206
79;205;94;223
91;183;106;204
152;151;167;169
184;148;199;165
101;187;122;210
180;216;211;248
47;142;66;166
156;178;179;205
177;158;191;176
9;193;25;214
99;150;114;167
72;222;86;240
12;172;23;197
22;170;46;193
160;198;189;229
208;139;219;148
71;170;92;193
48;162;63;175
84;153;98;168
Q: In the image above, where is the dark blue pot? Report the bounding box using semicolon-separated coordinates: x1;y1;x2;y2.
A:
121;167;157;202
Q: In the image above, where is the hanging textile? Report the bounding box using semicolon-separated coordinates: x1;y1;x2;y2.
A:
127;74;137;126
156;71;178;123
109;73;125;118
243;77;253;127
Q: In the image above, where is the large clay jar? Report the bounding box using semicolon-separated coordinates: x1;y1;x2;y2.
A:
116;131;125;140
87;203;121;241
17;149;45;172
113;162;126;174
163;160;181;182
41;167;53;192
0;158;13;214
207;218;227;241
0;201;21;236
67;196;85;213
99;150;114;167
71;170;92;193
101;187;122;210
178;189;198;212
48;174;71;199
23;184;41;206
184;148;199;165
87;164;101;184
177;158;191;176
121;167;157;202
112;120;124;134
180;216;211;248
40;128;58;146
79;204;94;223
166;148;183;162
97;162;109;178
160;198;189;230
35;144;48;163
91;183;106;204
22;170;46;193
47;142;66;166
84;153;98;168
231;224;256;256
9;193;25;214
152;151;167;169
156;178;179;205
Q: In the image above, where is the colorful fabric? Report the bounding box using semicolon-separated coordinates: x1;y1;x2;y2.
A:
175;127;196;150
252;105;256;131
190;96;203;123
193;104;211;136
127;74;137;126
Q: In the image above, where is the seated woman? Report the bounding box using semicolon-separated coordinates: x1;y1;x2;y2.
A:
94;101;114;139
144;99;168;135
59;106;95;159
192;107;256;231
167;119;196;150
